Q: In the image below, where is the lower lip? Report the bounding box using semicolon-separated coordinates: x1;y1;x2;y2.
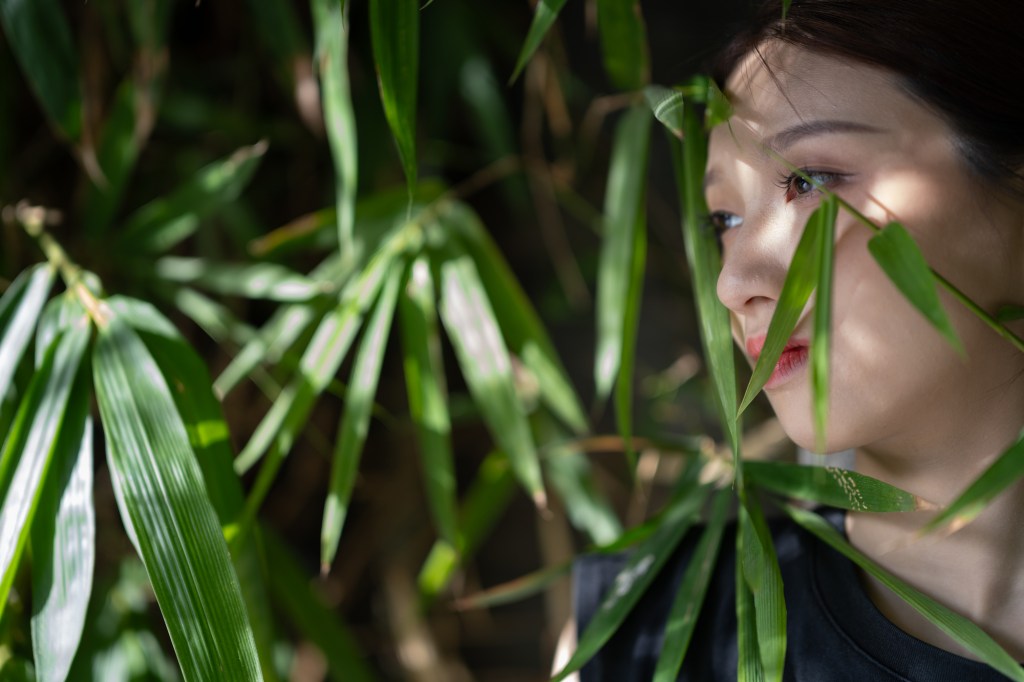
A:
763;346;809;390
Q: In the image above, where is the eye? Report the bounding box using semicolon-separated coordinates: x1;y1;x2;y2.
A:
775;169;841;202
708;210;743;235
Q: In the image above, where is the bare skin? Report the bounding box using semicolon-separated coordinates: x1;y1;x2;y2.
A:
706;42;1024;660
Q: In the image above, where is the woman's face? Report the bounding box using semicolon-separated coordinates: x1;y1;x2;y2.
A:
705;42;1024;457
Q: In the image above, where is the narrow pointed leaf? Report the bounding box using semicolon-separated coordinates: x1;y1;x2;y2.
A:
653;488;730;682
0;264;55;406
739;500;786;682
370;0;419;194
321;257;404;569
811;196;837;451
786;504;1024;682
0;0;80;140
82;80;142;238
312;0;358;252
93;317;262;680
156;257;326;302
644;86;684;139
596;0;649;90
399;256;457;546
510;0;567;84
457;562;571;612
739;200;828;415
745;461;933;512
615;216;646;466
438;245;545;507
30;409;94;682
868;222;963;354
735;529;765;682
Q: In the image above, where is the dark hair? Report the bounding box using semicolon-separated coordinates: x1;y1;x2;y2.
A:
712;0;1024;193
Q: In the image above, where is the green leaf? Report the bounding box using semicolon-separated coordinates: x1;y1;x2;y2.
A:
0;323;89;622
321;256;405;570
739;199;831;415
744;461;932;512
615;215;646;467
0;265;55;408
312;0;358;253
868;222;964;354
456;561;572;612
738;500;786;682
247;0;307;83
156;257;327;302
0;0;81;140
785;504;1024;682
596;0;649;90
118;141;268;253
644;86;684;139
653;488;730;682
399;256;457;546
811;195;837;451
551;470;710;682
370;0;419;196
93;317;262;680
510;0;567;84
30;408;94;682
735;528;765;682
437;244;545;507
922;430;1024;535
595;104;652;401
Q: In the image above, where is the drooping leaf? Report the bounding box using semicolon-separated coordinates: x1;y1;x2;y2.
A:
510;0;567;84
745;461;932;512
370;0;419;195
321;256;405;570
595;104;652;401
0;264;56;409
811;196;837;451
595;0;649;91
786;504;1024;682
868;222;963;354
93;317;262;680
156;257;327;302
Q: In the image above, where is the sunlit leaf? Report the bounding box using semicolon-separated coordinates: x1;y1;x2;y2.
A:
644;85;684;139
595;104;651;401
786;504;1024;682
93;317;262;680
321;256;405;570
745;461;932;512
868;222;964;354
0;264;55;409
596;0;649;90
156;257;327;302
739;500;786;682
370;0;419;195
811;195;837;451
510;0;567;84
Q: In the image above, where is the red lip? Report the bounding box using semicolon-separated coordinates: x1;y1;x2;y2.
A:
745;335;809;389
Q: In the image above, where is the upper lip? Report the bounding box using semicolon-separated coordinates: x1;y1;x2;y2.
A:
745;334;808;361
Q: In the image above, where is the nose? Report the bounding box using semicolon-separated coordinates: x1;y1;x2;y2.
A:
715;207;793;320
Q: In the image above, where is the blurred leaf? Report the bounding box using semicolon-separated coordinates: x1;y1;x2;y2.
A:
922;430;1024;535
739;199;830;415
644;86;683;139
82;80;142;238
868;222;964;354
786;504;1024;682
312;0;359;253
510;0;567;84
399;256;457;546
248;0;307;81
449;203;587;434
118;141;268;253
653;488;730;682
735;528;764;682
370;0;419;195
156;257;327;302
30;409;94;682
615;215;645;466
173;288;256;348
438;244;545;507
0;265;55;411
457;561;571;612
263;530;374;682
996;305;1024;322
810;195;837;450
745;461;932;512
0;0;81;140
552;468;710;682
93;317;262;680
596;0;649;90
739;500;785;682
595;104;651;401
0;323;89;625
321;256;405;570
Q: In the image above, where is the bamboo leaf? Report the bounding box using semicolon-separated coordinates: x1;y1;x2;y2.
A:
785;504;1024;682
93;317;262;680
399;256;457;546
595;0;649;90
595;104;652;401
922;431;1024;535
739;500;786;682
510;0;567;84
615;215;645;466
811;196;837;451
321;256;404;570
438;245;545;507
653;488;730;682
457;562;571;612
868;222;964;355
30;409;94;682
644;86;684;139
370;0;419;195
156;257;327;302
0;0;80;140
739;199;829;415
312;0;358;253
82;81;143;238
735;529;765;682
0;265;55;408
118;141;268;253
745;461;932;512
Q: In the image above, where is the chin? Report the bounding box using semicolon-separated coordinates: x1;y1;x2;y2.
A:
770;399;858;456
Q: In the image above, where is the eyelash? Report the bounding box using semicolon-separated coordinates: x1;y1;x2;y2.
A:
774;168;842;202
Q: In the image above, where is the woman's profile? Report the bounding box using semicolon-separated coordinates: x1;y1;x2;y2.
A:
569;0;1024;679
